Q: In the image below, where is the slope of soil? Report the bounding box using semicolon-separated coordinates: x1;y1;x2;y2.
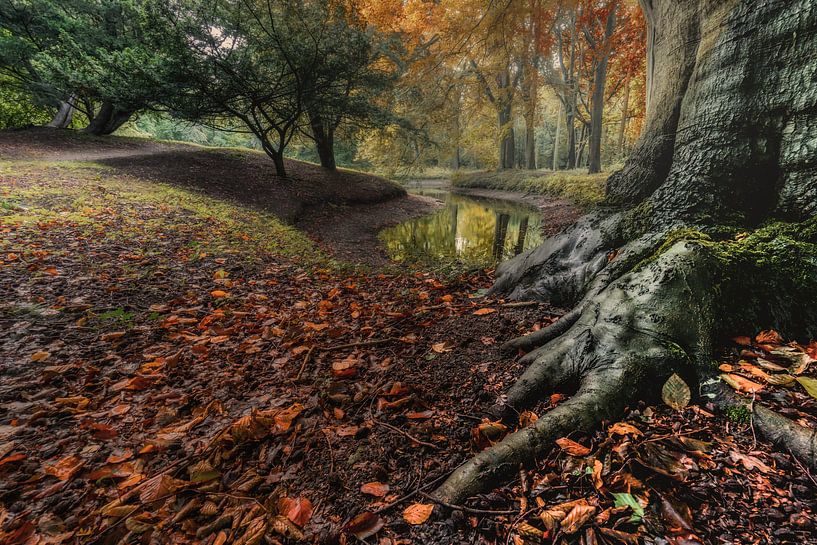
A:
0;129;435;264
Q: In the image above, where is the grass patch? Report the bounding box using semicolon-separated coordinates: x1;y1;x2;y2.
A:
0;159;323;264
451;168;613;207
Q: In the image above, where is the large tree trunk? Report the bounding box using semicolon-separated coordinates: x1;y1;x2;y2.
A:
435;0;817;504
587;5;617;174
46;96;75;129
617;79;631;158
83;101;132;136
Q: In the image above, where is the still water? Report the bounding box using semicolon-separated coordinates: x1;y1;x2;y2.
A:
380;183;545;266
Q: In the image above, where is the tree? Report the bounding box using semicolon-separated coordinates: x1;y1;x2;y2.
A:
433;0;817;503
0;0;155;134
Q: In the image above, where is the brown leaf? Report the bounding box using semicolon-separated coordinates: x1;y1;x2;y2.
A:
560;504;597;534
662;373;691;410
403;503;434;525
729;451;772;473
472;308;496;316
360;482;390;497
101;331;125;342
539;509;566;531
732;336;752;346
278;496;313;527
599;528;640;544
721;373;763;393
756;330;783;345
343;512;384;539
556;437;591;457
607;422;643;437
139;474;186;503
31;350;50;362
44;455;84;481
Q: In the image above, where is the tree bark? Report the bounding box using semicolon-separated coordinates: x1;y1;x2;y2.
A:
309;113;337;170
47;96;75;129
617;79;631;158
435;0;817;505
552;103;562;170
588;5;617;174
498;69;516;170
83;101;132;136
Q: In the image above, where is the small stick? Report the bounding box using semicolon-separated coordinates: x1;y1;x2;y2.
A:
319;338;394;351
296;346;314;380
373;419;439;449
419;492;517;516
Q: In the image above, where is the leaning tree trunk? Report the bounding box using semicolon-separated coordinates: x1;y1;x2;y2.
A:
435;0;817;504
46;95;75;129
83;101;133;136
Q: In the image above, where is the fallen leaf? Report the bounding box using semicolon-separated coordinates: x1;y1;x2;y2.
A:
278;496;313;527
560;504;596;534
556;437;591;457
44;455;84;481
344;512;384;539
729;451;772;473
662;373;691;410
101;331;125;342
403;503;434;525
608;422;643;437
721;373;763;393
473;308;496;316
31;351;50;362
210;290;229;298
139;474;186;503
756;330;783;345
796;376;817;400
360;482;389;497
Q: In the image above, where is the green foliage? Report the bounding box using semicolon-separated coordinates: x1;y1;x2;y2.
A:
451;169;610;207
0;76;51;128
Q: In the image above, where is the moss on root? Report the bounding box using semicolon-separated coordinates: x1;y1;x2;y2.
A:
631;217;817;340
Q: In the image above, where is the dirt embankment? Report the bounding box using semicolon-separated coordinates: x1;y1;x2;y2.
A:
0;129;437;264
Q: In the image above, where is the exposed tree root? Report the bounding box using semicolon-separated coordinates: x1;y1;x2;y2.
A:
709;383;817;473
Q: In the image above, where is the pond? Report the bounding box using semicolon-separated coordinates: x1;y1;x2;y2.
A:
379;181;546;266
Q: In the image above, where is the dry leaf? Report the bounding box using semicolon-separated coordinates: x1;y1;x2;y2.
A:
360;482;390;497
472;308;496;316
278;496;313;527
555;437;591;457
796;376;817;400
662;373;691;410
607;422;643;437
721;373;763;393
44;455;84;481
343;512;384;539
31;351;50;362
403;503;434;525
561;504;597;534
756;330;783;345
210;290;228;298
139;474;186;503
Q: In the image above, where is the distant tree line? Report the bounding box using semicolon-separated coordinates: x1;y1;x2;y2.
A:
0;0;404;176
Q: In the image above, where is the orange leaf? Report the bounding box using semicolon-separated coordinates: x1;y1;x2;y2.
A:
403;503;434;525
607;422;643;437
0;453;26;466
755;330;783;345
720;373;764;393
360;482;390;497
30;351;50;362
139;474;186;503
278;496;313;527
473;308;496;316
44;455;85;481
210;290;229;298
561;504;597;534
556;437;592;457
732;336;752;346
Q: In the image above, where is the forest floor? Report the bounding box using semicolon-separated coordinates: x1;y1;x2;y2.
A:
1;131;817;545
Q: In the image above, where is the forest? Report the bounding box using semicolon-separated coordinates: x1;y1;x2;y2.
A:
1;1;816;544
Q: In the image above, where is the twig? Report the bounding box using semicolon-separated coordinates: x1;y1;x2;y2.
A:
370;471;451;515
500;301;539;308
319;338;395;351
295;345;313;380
373;419;439;449
419;492;517;516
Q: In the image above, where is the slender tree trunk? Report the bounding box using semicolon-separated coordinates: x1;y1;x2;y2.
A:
524;111;536;170
498;70;515;170
270;152;287;178
566;108;577;168
47;96;75;129
617;79;631;158
588;5;617;174
552;103;562;170
309;113;336;170
515;216;529;255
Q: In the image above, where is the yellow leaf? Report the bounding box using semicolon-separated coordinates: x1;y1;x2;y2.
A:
31;351;50;362
796;376;817;400
403;503;434;525
662;373;691;410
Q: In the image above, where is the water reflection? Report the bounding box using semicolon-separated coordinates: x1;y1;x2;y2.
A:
380;187;545;266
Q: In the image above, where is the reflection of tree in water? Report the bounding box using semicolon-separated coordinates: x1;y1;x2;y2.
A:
380;192;545;265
